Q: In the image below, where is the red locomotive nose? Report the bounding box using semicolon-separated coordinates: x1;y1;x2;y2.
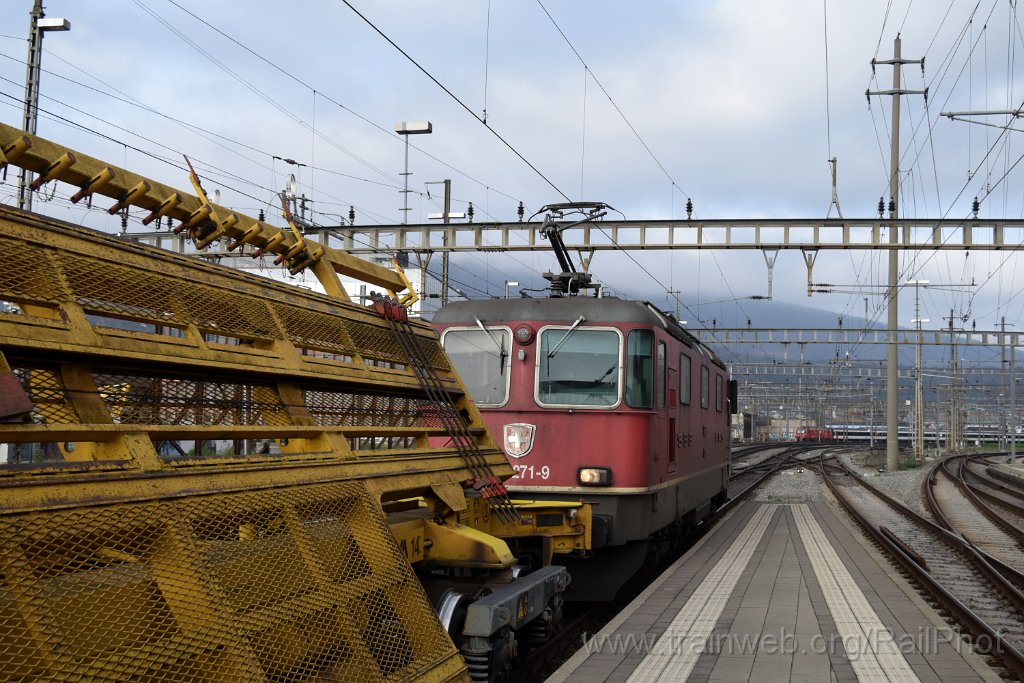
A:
432;296;732;599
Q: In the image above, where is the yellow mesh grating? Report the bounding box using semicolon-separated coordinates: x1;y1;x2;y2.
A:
343;321;406;365
277;304;358;357
0;236;70;304
57;254;278;340
0;481;457;682
58;256;183;327
304;390;444;429
13;366;80;425
91;370;293;427
411;335;451;373
184;285;279;340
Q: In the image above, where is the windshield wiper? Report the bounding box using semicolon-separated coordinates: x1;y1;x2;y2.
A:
474;316;507;375
592;363;617;382
547;315;586;358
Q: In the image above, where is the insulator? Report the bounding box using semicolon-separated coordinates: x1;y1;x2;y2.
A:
120;208;128;230
972;196;980;218
467;202;474;222
888;199;895;216
686;198;693;219
258;208;265;222
517;201;524;222
877;197;885;217
349;205;356;225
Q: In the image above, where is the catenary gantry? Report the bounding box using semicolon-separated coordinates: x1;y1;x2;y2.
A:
134;217;1024;256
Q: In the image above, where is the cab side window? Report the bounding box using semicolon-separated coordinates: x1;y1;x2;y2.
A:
700;366;709;409
679;353;691;405
626;330;654;408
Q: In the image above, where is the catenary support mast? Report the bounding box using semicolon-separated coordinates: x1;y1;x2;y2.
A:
867;35;926;471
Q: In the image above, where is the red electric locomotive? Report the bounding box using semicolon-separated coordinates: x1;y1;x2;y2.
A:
794;427;834;442
430;203;735;599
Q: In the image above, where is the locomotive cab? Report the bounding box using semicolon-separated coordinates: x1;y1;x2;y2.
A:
433;297;732;599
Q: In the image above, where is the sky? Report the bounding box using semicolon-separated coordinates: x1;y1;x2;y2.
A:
2;0;1024;367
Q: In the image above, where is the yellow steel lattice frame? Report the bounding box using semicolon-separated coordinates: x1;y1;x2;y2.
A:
0;203;512;682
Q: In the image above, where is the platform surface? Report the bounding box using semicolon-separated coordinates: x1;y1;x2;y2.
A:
549;501;1001;683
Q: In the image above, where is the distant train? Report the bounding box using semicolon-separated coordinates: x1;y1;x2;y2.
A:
432;296;735;599
794;427;834;442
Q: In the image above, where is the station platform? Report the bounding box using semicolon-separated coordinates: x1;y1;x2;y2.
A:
989;460;1024;485
549;501;1000;683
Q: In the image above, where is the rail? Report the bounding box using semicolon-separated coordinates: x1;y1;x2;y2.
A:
817;456;1024;679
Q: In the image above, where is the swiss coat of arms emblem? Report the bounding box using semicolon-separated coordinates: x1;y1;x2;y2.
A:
503;423;536;458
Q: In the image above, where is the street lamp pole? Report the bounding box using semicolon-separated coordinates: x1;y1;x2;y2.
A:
19;0;70;212
395;121;432;224
396;122;432;301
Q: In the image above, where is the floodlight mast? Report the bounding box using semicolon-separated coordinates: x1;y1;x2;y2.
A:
537;201;611;297
19;0;70;212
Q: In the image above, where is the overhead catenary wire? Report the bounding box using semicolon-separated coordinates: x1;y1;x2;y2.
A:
131;0;402;189
0;83;581;306
2;43;518;231
158;0;524;208
533;0;692;203
338;0;571;203
848;2;1014;337
0;50;406;193
0;84;399;227
8;1;1023;353
518;5;761;345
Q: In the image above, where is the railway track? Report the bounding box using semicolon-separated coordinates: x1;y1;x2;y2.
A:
725;444;832;506
819;456;1024;679
957;455;1024;540
928;454;1024;574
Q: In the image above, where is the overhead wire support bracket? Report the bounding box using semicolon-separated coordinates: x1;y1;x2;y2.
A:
761;248;778;300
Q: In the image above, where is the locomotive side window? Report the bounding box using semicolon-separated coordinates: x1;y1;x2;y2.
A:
537;328;620;407
700;366;709;409
716;374;724;412
656;341;666;410
679;353;692;405
625;330;654;408
441;328;512;406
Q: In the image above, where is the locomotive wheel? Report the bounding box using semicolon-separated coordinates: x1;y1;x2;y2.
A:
436;589;473;649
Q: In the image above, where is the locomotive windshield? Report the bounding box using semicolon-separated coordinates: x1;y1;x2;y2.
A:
442;328;511;406
537;328;620;407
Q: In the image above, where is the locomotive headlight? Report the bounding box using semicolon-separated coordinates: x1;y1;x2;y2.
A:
578;467;612;486
514;325;535;345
